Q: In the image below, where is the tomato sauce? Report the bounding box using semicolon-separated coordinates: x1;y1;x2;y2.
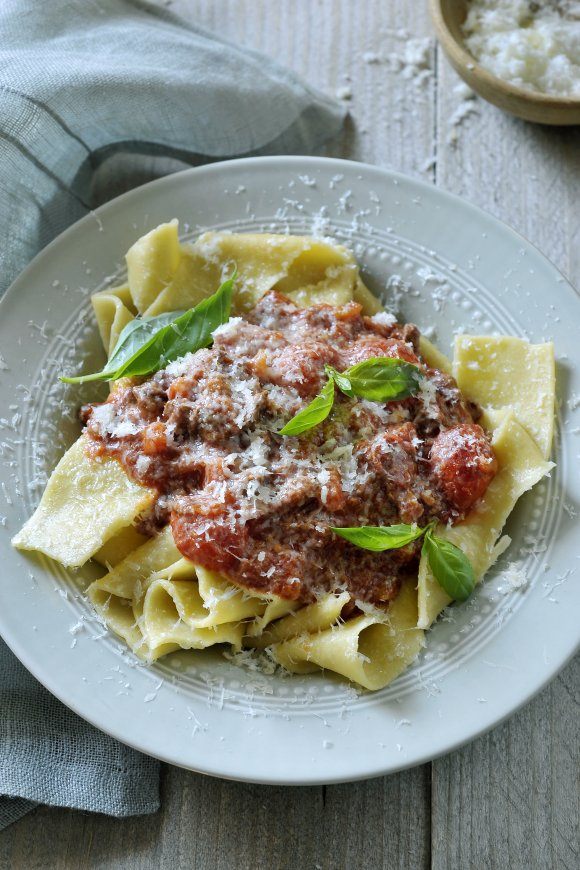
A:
83;291;497;604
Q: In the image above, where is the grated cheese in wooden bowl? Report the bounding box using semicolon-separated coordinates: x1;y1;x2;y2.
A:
462;0;580;96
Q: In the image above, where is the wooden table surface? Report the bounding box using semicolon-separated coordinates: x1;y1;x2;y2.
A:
1;2;578;868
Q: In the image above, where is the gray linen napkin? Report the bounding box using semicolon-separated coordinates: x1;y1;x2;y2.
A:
0;0;346;829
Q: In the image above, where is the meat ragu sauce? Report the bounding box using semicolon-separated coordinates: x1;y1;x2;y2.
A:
83;291;497;606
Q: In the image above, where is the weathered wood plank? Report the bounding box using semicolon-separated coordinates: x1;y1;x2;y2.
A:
431;47;580;870
1;1;435;868
431;656;579;870
0;764;431;870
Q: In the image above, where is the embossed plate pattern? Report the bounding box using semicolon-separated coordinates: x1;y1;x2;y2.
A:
0;157;578;783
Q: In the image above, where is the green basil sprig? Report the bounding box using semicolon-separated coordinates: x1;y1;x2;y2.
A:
279;356;421;437
278;377;335;436
331;523;428;551
62;310;185;384
331;521;476;602
421;530;475;602
326;357;421;402
61;273;236;384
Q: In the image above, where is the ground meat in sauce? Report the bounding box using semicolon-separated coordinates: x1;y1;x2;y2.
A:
84;291;497;605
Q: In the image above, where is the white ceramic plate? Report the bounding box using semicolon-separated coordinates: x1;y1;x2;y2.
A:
0;157;578;785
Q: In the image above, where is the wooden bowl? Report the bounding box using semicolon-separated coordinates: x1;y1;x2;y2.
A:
429;0;580;126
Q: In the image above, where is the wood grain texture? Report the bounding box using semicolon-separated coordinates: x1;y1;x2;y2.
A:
1;1;578;868
431;658;579;870
0;765;431;870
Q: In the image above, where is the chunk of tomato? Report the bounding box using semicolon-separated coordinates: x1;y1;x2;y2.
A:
429;423;497;513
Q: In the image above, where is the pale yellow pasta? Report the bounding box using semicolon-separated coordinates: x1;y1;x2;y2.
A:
88;518;290;657
155;557;197;580
139;578;244;659
353;277;383;315
174;565;267;626
12;436;154;567
453;335;555;458
419;336;453;374
245;597;301;638
133;230;358;318
90;531;267;659
145;621;244;662
143;245;222;318
417;409;554;629
88;586;148;657
125;219;182;313
91;284;136;356
92;227;362;358
89;583;243;662
284;270;355;309
249;591;350;649
93;525;181;600
142;575;246;632
194;231;357;312
273;581;424;691
93;525;149;569
146;561;270;624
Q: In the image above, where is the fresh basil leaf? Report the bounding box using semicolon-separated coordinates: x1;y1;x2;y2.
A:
113;272;235;378
61;310;185;384
335;356;421;402
422;531;476;602
324;364;352;395
279;377;335;436
61;273;235;384
330;523;428;551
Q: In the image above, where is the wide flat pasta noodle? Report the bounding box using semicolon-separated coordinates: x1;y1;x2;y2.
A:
143;230;358;316
89;586;148;658
140;577;244;659
353;277;383;315
12;436;154;568
93;525;182;599
154;564;268;627
91;284;136;356
93;525;149;569
143;245;222;318
89;583;243;662
90;533;253;660
248;591;350;649
245;597;301;638
420;336;453;374
417;410;554;629
285;270;355;309
273;581;424;691
141;576;246;641
454;335;555;458
94;225;364;354
145;623;244;662
125;219;181;314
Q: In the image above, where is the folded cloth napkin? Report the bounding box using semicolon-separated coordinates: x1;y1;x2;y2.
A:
0;0;346;829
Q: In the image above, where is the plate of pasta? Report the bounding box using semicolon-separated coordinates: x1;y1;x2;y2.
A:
1;157;578;784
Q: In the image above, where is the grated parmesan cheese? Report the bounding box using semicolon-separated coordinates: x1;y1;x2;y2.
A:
497;563;528;595
211;316;244;340
463;0;580;96
370;311;397;327
135;454;151;475
417;376;439;417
